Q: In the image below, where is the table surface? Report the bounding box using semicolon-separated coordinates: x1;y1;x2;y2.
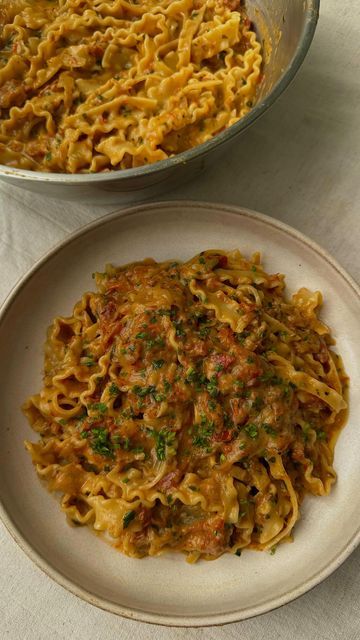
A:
1;1;359;638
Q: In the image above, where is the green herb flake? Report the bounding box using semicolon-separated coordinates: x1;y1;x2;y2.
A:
109;382;120;396
244;423;258;439
236;331;250;344
206;375;219;398
90;427;114;458
136;331;149;340
199;326;210;338
152;359;165;369
146;335;165;349
269;546;276;556
263;423;277;436
192;417;215;449
132;384;156;398
123;510;136;529
317;430;327;441
148;428;177;461
122;436;130;450
175;323;186;338
91;402;107;414
83;358;96;367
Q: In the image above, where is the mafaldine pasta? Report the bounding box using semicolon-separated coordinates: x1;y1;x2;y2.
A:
24;250;348;562
0;0;262;173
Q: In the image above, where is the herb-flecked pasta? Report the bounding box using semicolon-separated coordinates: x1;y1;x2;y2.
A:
24;250;348;561
0;0;262;173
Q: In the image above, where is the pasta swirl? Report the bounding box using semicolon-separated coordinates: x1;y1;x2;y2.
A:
24;250;348;561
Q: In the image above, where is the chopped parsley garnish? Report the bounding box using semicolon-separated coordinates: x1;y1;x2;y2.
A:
186;368;198;383
282;381;297;398
235;549;242;557
131;446;145;454
236;331;250;344
206;375;219;398
146;336;165;349
259;371;283;385
148;428;177;461
269;546;276;555
109;383;120;396
123;510;136;529
90;427;114;458
174;322;186;338
136;331;149;340
244;423;259;439
90;402;107;414
317;430;327;441
199;325;210;338
152;359;165;369
82;358;96;367
192;416;215;450
185;367;206;389
122;436;130;450
263;423;277;436
132;384;156;398
153;392;166;402
157;308;175;318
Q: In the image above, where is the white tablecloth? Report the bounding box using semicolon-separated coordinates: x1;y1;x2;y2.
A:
1;1;359;637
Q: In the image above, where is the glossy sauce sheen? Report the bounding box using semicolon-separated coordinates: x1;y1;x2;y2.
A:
24;250;348;561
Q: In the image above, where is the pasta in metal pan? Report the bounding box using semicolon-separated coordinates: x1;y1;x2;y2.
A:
0;0;262;172
24;250;348;561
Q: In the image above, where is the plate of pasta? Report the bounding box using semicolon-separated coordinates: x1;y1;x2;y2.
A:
0;201;359;626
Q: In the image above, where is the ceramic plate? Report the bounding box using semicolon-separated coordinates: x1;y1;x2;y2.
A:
0;201;359;627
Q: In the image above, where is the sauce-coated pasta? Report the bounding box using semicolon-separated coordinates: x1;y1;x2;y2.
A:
0;0;262;173
24;250;348;561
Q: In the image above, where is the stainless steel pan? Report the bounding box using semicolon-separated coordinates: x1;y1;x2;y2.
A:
0;0;320;204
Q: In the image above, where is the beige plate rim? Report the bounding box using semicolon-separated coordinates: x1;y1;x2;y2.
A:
0;200;359;627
